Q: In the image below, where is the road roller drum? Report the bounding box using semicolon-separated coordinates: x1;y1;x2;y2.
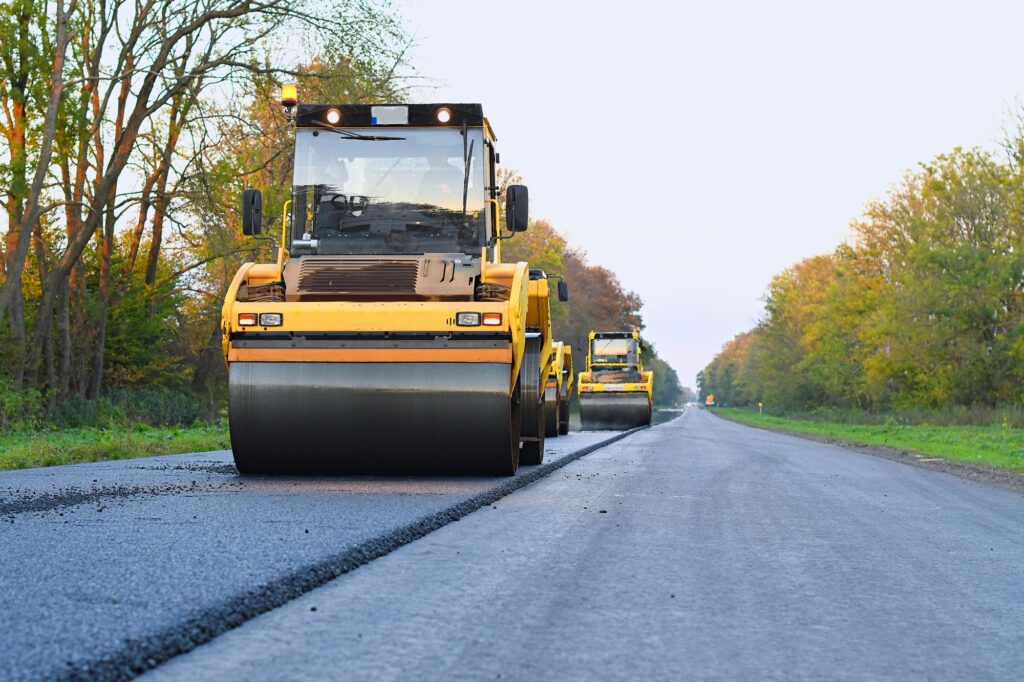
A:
544;384;560;437
230;360;521;475
519;335;546;465
579;393;651;430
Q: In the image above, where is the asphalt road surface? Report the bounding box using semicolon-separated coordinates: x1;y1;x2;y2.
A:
0;430;631;681
148;409;1024;681
5;408;1024;680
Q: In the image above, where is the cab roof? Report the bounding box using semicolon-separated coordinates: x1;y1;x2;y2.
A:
295;103;486;129
591;331;641;340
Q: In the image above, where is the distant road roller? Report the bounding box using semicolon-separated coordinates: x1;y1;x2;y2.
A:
577;330;653;430
222;97;561;475
544;342;574;437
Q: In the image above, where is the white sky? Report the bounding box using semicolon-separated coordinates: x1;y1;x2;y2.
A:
399;0;1024;386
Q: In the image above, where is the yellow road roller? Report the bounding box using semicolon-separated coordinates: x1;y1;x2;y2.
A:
222;97;559;475
519;270;553;464
577;330;653;430
544;342;574;437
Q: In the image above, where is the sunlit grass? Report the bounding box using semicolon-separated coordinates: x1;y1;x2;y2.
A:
716;408;1024;474
0;423;230;470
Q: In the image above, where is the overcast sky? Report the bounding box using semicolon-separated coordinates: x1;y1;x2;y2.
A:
398;0;1024;387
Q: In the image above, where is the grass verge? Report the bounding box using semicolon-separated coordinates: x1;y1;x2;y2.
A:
715;408;1024;474
0;423;230;471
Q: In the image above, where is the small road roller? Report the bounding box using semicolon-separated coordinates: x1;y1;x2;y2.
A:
222;96;560;475
577;330;653;430
544;342;574;437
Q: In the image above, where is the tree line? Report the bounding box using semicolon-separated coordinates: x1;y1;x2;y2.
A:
699;121;1024;413
0;0;683;428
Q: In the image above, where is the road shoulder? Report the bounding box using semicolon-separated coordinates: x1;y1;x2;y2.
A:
711;409;1024;495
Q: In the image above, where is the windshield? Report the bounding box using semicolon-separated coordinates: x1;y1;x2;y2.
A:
291;127;487;255
592;338;639;365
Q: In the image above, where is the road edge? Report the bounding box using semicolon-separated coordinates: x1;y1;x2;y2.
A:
710;409;1024;496
65;427;650;682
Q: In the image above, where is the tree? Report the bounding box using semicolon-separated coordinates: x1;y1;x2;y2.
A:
701;137;1024;413
0;0;413;410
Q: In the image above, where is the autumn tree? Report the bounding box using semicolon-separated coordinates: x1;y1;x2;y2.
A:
0;0;412;415
702;135;1024;414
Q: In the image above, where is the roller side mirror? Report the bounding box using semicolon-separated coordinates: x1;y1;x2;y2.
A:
557;280;569;302
505;184;529;232
242;188;263;236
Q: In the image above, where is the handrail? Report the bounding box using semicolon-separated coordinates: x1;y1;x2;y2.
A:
276;199;292;278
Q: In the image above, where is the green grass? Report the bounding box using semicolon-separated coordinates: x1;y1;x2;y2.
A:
715;408;1024;474
0;423;230;470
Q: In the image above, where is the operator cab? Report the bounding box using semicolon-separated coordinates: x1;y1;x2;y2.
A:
238;102;529;302
591;334;641;367
590;332;644;383
288;103;498;258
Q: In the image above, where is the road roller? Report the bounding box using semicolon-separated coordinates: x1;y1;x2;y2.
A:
577;330;653;430
518;269;568;463
544;342;574;437
221;96;557;475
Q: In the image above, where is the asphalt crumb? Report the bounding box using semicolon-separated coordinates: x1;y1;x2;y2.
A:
132;462;238;475
1;461;242;519
0;480;242;517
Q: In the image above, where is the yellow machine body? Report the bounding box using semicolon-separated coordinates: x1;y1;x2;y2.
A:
222;260;529;386
544;342;574;436
547;342;574;397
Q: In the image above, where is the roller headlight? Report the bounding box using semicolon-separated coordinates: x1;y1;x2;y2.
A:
259;313;283;326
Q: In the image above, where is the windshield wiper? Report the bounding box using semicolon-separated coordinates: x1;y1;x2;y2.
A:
461;123;474;226
311;120;405;141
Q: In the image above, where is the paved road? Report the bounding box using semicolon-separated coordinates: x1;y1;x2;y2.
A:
0;430;629;681
147;409;1024;681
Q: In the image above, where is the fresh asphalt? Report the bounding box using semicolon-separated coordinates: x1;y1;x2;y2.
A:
145;408;1024;681
0;430;630;681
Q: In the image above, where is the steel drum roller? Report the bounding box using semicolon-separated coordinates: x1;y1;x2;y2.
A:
579;393;651;431
544;385;560;437
230;361;518;475
518;336;546;464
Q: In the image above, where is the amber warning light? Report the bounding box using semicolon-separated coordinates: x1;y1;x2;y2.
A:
280;84;297;107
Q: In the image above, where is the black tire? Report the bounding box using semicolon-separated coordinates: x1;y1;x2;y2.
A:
519;336;546;465
521;407;545;464
498;377;522;475
558;397;570;435
544;385;560;437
